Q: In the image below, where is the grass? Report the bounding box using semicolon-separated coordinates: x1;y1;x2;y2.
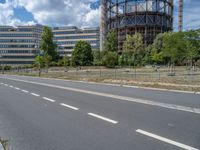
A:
5;66;200;92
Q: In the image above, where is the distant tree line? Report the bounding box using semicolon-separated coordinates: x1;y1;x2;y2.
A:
7;27;199;72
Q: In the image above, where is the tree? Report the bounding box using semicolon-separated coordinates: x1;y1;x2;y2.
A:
150;33;164;64
104;29;118;52
62;55;70;70
102;51;118;68
123;33;144;66
72;41;93;66
43;52;52;73
162;32;186;72
40;26;58;60
93;49;102;66
35;55;43;76
184;30;200;68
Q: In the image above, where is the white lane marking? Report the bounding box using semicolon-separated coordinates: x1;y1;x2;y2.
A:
9;85;14;88
136;129;199;150
60;103;79;110
4;84;8;86
14;87;20;90
30;93;40;97
22;90;29;93
88;113;118;124
3;77;200;114
43;97;55;103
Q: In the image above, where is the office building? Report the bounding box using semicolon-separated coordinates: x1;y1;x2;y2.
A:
52;26;100;56
0;25;43;65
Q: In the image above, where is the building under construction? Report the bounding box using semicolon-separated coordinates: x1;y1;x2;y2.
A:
100;0;174;52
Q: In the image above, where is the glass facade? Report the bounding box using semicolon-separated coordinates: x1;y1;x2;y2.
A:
0;25;43;65
52;26;100;56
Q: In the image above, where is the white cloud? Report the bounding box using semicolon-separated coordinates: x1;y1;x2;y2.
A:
0;0;36;26
13;0;100;27
0;0;199;30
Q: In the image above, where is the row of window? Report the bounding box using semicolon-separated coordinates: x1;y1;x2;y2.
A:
53;30;98;35
56;40;98;45
0;39;39;43
0;45;38;48
0;34;40;37
1;61;34;65
57;45;98;51
1;56;35;59
0;50;37;54
54;35;98;40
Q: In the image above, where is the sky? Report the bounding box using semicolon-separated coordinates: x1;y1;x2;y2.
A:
0;0;199;31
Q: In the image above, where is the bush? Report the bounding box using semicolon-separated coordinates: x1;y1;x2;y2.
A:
102;51;118;68
196;59;200;68
3;66;12;70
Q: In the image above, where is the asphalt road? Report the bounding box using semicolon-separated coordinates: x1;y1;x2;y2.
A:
0;75;200;150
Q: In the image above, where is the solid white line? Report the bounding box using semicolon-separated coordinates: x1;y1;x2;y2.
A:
21;90;29;93
3;77;200;114
136;129;199;150
88;113;118;124
30;93;40;97
43;97;55;102
60;103;79;110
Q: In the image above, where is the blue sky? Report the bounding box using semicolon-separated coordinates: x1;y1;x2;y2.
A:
0;0;200;31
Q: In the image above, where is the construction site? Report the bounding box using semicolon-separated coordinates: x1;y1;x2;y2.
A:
100;0;174;51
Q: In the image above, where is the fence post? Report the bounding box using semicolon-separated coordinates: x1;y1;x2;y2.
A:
99;68;102;78
115;67;117;80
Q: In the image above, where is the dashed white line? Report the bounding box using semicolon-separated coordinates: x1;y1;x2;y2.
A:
21;90;29;93
136;129;199;150
9;85;14;88
30;93;40;97
43;97;55;103
14;87;20;90
4;84;8;86
60;103;79;110
88;113;118;124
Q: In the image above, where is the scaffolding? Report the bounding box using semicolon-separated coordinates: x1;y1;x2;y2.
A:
100;0;174;52
178;0;183;32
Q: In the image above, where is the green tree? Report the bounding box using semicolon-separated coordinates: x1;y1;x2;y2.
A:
93;49;102;66
102;51;118;68
184;30;200;68
150;33;164;64
72;41;93;66
62;55;71;70
163;32;186;65
104;29;118;52
40;26;58;60
35;55;43;76
123;33;144;66
43;52;52;73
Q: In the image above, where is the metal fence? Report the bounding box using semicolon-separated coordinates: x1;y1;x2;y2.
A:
4;67;200;85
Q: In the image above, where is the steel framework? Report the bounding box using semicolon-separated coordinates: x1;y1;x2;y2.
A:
101;0;173;51
178;0;183;32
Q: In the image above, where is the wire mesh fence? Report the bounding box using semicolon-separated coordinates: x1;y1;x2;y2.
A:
4;66;200;86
